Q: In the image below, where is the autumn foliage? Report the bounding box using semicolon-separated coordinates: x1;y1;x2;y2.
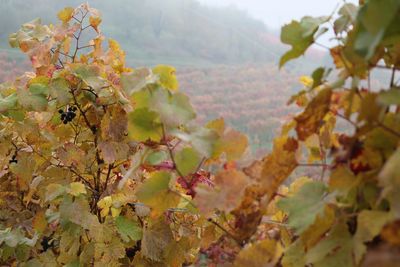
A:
1;1;400;266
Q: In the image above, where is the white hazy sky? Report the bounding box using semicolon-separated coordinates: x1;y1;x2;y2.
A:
198;0;358;29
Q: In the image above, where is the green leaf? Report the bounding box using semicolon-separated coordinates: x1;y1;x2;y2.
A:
280;16;329;67
334;3;358;34
175;147;201;176
71;64;107;90
377;88;400;106
121;68;154;95
145;150;168;165
379;147;400;217
353;0;400;59
277;181;333;234
115;216;143;242
354;210;393;264
49;77;71;105
17;83;49;111
0;93;18;113
149;88;196;128
171;127;218;158
305;223;354;267
128;107;162;142
136;171;180;214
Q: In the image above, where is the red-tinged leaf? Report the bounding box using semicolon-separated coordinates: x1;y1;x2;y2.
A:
195;169;250;215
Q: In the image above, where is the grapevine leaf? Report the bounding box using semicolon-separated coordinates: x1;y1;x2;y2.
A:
153;65;179;91
121;68;154;95
195;169;250;215
17;83;48;111
128;107;162;142
98;141;129;164
234;239;283;267
171;127;218;158
280;16;329;67
32;210;47;234
100;105;128;142
71;64;107;90
353;0;400;59
0;93;18;113
149;88;195;127
354;210;393;264
259;136;298;200
145;150;168;165
67;182;86;197
295;88;332;141
379;147;400;217
377;88;400;106
164;238;190;267
136;171;180;214
9;154;36;191
60;197;99;230
277;181;333;234
212;128;248;161
94;237;125;264
206;117;225;136
300;206;335;249
305;223;354;267
329;166;360;197
49;77;71;105
115;216;143;242
45;183;66;202
281;240;306;267
141;220;173;261
89;16;102;32
57;7;75;23
175;147;201;176
334;3;358;34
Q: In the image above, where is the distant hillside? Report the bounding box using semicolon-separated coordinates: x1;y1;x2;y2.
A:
0;0;324;69
178;64;301;152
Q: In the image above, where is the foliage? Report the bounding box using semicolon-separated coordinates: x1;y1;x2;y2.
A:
2;1;400;266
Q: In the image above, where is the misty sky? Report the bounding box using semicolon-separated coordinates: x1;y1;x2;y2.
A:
198;0;358;30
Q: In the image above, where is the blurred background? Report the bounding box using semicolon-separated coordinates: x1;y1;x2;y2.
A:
0;0;356;155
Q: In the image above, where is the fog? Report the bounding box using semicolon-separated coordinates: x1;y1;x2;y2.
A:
199;0;358;30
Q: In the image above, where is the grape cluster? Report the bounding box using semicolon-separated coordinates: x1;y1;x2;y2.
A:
9;154;17;164
59;106;77;124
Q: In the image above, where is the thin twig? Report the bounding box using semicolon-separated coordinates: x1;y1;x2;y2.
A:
207;218;243;247
161;124;186;178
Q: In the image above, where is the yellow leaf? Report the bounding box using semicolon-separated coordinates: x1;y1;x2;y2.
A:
33;210;47;233
89;16;102;32
206;118;225;136
234;239;283;267
153;65;179;91
98;196;112;217
68;182;86;196
299;76;313;87
111;207;122;217
295;88;332;141
260;136;298;200
57;7;75;23
212;128;248;161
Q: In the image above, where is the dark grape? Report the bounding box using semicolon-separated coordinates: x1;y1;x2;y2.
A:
58;109;63;114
